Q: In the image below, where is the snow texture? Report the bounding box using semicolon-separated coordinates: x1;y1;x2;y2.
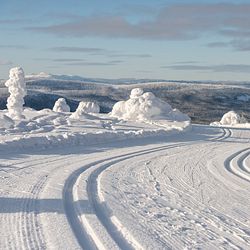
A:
0;113;14;129
0;123;249;250
53;98;70;112
110;88;190;122
70;101;100;119
5;67;27;120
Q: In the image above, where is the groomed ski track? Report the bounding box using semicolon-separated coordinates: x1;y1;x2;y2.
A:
0;125;249;249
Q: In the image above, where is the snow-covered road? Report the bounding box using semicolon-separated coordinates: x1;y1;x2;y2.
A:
0;125;249;249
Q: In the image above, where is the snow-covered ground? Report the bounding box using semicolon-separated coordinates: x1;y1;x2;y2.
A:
0;71;249;249
0;108;249;249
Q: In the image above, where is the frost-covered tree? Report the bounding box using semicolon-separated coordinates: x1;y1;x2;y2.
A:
220;111;246;125
110;88;190;122
5;67;26;120
70;101;100;119
53;98;70;112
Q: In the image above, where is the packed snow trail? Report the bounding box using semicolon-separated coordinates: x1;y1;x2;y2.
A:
0;125;249;249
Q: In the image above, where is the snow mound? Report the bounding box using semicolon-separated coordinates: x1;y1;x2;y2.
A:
70;101;100;119
220;111;247;125
53;98;70;112
110;88;190;122
211;111;248;126
5;67;26;120
0;113;14;129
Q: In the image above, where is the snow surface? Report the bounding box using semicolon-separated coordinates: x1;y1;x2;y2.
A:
5;67;26;120
0;113;14;129
0;108;189;152
0;120;249;249
53;98;70;112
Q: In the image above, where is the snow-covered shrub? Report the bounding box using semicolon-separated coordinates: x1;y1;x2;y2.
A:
5;67;26;120
210;111;247;126
110;88;190;122
70;101;100;119
53;98;70;112
220;111;246;125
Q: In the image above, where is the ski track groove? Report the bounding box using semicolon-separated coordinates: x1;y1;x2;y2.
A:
64;127;231;249
1;126;245;249
0;152;94;249
95;127;250;249
64;142;193;249
225;147;250;183
144;153;248;247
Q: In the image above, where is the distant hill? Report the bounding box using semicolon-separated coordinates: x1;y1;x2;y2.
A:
1;73;250;123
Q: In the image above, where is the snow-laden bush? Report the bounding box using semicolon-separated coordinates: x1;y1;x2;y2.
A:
5;67;26;120
220;111;246;125
211;111;247;126
70;101;100;119
53;98;70;112
110;88;190;122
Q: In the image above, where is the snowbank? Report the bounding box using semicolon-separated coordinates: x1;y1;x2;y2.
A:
211;111;249;127
53;98;70;112
0;126;188;153
70;101;100;119
110;88;190;122
0;106;190;152
5;67;26;120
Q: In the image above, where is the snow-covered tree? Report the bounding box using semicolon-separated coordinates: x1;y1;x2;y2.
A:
53;98;70;112
110;88;190;122
5;67;26;120
70;101;100;119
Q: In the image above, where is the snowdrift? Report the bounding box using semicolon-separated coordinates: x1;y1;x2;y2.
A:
0;107;190;152
110;88;190;123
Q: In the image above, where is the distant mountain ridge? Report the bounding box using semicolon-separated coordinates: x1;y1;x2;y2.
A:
22;72;250;87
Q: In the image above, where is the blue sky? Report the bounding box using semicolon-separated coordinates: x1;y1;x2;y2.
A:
0;0;250;80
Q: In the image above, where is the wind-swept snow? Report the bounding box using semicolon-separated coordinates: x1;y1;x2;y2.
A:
5;67;26;120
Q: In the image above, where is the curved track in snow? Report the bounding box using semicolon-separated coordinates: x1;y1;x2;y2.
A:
0;125;250;249
224;148;250;183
